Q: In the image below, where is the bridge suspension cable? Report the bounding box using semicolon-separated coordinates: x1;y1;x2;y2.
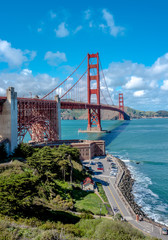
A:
42;55;87;99
91;63;108;105
61;70;87;99
99;58;114;106
100;89;108;105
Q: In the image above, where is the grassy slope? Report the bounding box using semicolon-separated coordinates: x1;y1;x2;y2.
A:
74;192;108;215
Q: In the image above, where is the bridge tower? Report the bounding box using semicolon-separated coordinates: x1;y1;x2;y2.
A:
87;53;102;131
119;93;124;120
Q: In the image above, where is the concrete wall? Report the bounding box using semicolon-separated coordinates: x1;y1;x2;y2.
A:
0;87;17;153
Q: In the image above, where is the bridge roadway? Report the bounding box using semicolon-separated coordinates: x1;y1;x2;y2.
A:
61;101;130;119
84;157;167;240
0;97;130;119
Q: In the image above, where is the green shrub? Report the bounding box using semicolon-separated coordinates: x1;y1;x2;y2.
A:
96;182;108;203
79;212;94;219
36;229;60;240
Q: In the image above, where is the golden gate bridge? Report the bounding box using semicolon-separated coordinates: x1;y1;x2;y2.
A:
0;52;130;144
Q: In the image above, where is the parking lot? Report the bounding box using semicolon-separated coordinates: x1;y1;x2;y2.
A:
83;155;118;179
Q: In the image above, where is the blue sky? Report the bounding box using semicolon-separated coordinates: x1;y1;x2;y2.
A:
1;0;168;111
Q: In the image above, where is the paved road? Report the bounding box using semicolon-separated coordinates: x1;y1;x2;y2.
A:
84;157;167;240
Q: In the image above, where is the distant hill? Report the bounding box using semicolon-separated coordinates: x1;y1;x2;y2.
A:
61;107;168;120
156;110;168;117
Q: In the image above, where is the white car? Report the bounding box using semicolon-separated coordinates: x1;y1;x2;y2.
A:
111;168;118;172
110;172;117;176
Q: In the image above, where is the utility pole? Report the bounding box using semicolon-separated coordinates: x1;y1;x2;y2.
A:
99;203;102;218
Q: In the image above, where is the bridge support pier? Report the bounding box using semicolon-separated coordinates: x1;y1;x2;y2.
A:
0;87;18;154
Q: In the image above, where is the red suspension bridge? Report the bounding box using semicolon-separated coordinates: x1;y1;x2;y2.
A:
0;52;130;144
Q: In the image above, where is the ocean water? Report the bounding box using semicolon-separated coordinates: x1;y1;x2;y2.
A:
25;119;168;225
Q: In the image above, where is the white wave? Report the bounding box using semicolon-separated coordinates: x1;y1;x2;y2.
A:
117;152;168;226
121;159;130;163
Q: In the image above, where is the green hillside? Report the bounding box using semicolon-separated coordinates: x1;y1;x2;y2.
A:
61;108;168;120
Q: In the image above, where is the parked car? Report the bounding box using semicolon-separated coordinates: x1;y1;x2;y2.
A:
94;157;100;160
111;167;118;171
97;165;104;170
162;228;168;235
90;160;95;165
110;172;116;176
113;207;119;212
84;166;92;171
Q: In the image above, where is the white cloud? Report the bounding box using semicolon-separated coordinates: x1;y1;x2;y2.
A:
101;52;168;110
0;70;59;98
44;51;67;66
150;53;168;75
21;69;32;76
54;22;69;38
37;28;42;32
161;80;168;90
133;90;145;97
50;10;56;19
0;87;5;95
125;76;145;90
89;21;93;28
74;25;83;34
84;9;91;20
0;39;36;67
101;9;124;36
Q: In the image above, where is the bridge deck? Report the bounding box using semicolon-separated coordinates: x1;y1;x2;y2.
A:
0;97;130;119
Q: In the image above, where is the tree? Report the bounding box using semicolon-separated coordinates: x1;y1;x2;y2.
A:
69;154;73;183
27;146;58;181
57;158;69;181
0;171;38;215
13;143;35;158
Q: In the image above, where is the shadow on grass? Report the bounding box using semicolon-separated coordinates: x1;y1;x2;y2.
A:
71;187;91;201
20;204;80;224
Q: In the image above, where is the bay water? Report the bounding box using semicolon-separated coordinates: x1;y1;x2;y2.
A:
25;119;168;225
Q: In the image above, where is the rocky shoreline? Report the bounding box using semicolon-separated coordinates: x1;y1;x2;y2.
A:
114;156;168;229
114;157;147;218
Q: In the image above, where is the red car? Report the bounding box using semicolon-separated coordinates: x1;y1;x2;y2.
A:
97;165;104;170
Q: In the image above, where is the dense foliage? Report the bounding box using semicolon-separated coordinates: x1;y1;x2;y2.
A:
0;170;39;215
13;143;35;158
27;145;80;182
0;144;84;218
